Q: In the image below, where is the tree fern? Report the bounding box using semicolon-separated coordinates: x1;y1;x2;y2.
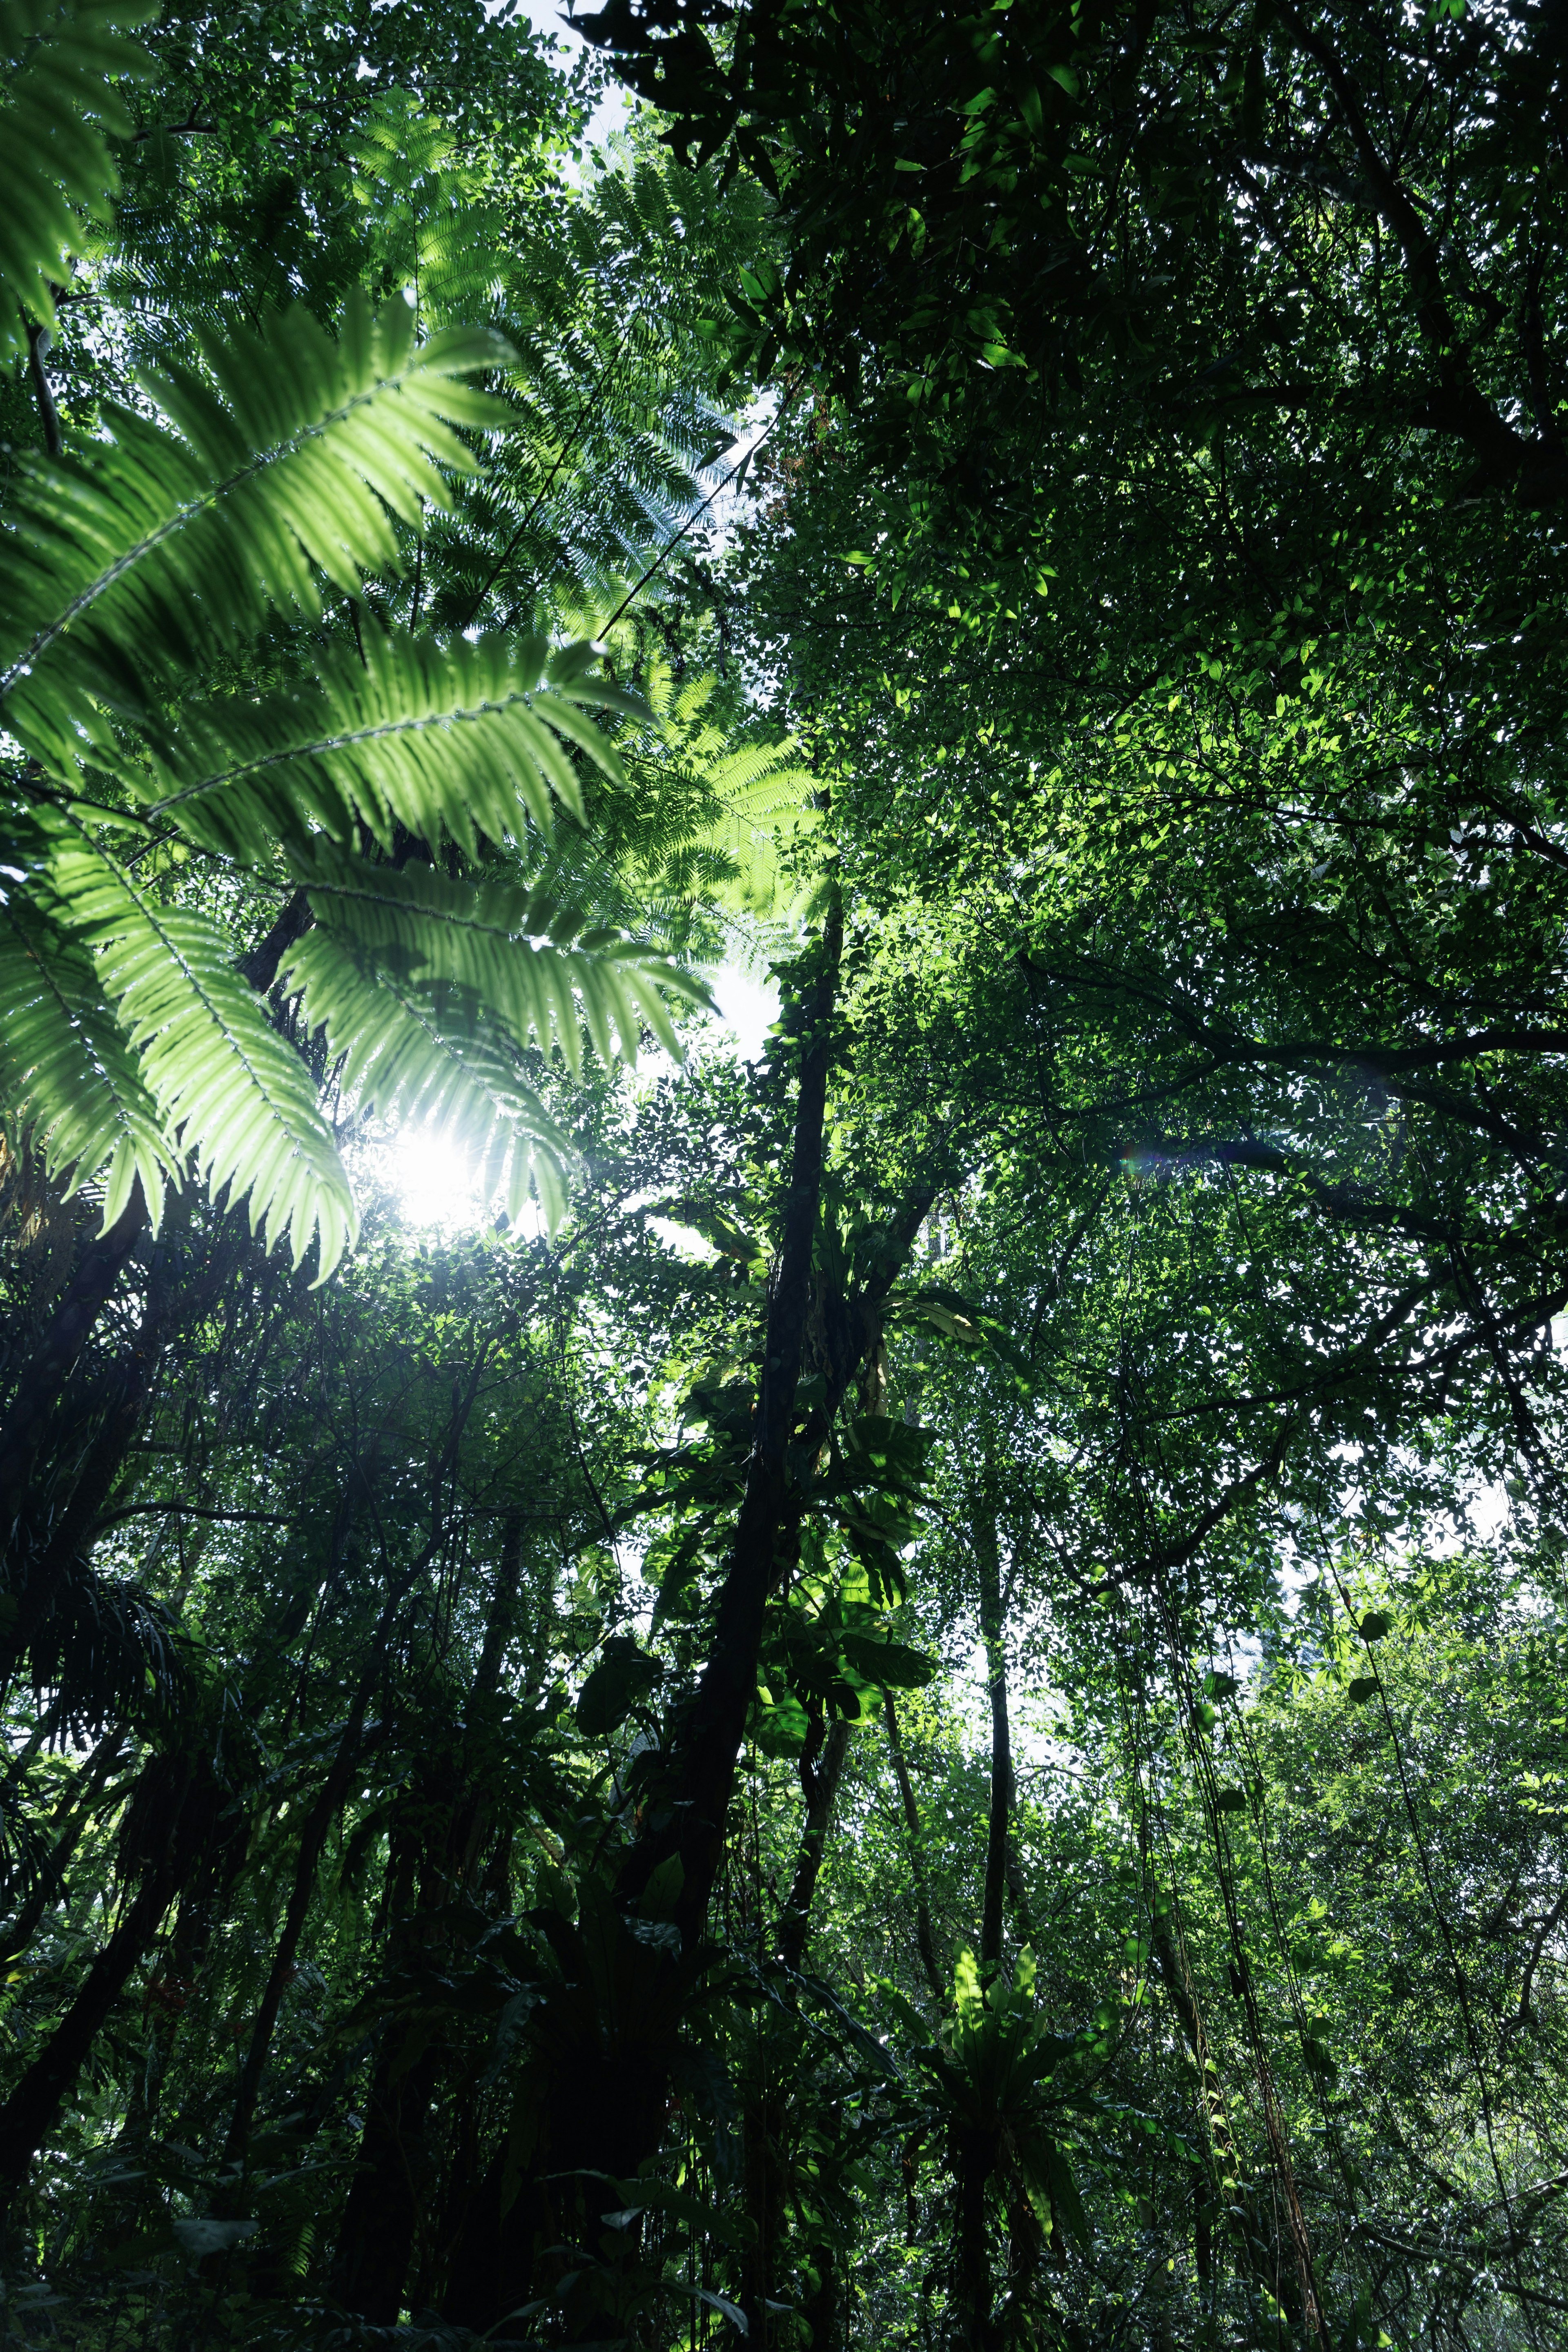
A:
35;815;356;1273
285;840;710;1073
129;628;642;864
2;29;744;1278
0;869;175;1229
0;295;514;782
277;931;577;1230
0;0;153;359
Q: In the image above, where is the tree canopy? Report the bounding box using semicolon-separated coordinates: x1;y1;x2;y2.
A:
2;4;1567;2351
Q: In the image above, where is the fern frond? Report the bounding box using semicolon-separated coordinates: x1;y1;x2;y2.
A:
0;294;515;781
133;629;641;864
40;821;356;1276
287;839;712;1075
0;0;154;356
611;663;819;921
279;929;574;1227
0;873;174;1230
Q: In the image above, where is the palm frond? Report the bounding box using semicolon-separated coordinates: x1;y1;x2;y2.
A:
40;818;356;1275
0;862;175;1228
131;628;642;864
279;929;574;1227
0;293;515;781
0;0;154;356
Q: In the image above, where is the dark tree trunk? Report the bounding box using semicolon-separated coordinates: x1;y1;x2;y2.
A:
975;1506;1011;1978
11;1289;169;1662
800;2242;840;2352
0;1751;215;2216
25;318;63;460
222;1659;379;2171
0;1871;172;2216
0;1184;148;1549
336;1520;525;2319
777;1714;850;1972
884;1689;943;2002
2;1724;125;1960
741;1715;851;2347
331;2032;448;2324
617;903;843;1947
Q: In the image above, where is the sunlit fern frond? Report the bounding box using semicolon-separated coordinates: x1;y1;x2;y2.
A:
0;0;154;357
616;663;820;922
278;928;579;1229
0;842;178;1231
0;292;514;782
127;628;642;866
288;836;712;1075
29;813;356;1272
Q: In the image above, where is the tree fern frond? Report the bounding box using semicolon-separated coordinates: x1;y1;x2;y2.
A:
607;662;819;921
278;929;573;1226
40;822;357;1276
0;0;154;356
287;839;713;1075
0;294;516;781
0;877;174;1231
136;630;638;864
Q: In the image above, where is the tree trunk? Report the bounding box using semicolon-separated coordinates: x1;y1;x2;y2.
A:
777;1715;850;1971
0;1184;148;1549
11;1289;170;1663
222;1659;379;2170
0;1751;212;2216
884;1690;943;2002
331;2029;448;2324
742;1715;851;2348
617;902;843;1947
976;1505;1012;1978
335;1520;525;2319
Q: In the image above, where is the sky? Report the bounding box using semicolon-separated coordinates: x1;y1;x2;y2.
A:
523;1;635;153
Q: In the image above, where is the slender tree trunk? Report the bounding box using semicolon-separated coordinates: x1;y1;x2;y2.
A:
737;1716;852;2346
0;1753;207;2216
1146;1885;1258;2295
884;1690;943;2001
25;318;62;460
331;2030;447;2324
0;1184;148;1548
777;1715;850;1971
0;1873;172;2216
2;1726;127;1960
617;903;842;1946
336;1520;525;2319
12;1293;170;1662
976;1505;1012;1978
222;1661;379;2170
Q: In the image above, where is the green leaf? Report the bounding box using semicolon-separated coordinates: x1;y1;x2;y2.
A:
41;820;355;1275
576;1635;663;1738
840;1632;937;1689
287;839;700;1078
279;929;575;1229
0;873;176;1229
0;0;156;356
0;294;514;783
139;629;638;864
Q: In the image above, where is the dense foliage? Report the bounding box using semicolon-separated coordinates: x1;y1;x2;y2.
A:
2;2;1567;2350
